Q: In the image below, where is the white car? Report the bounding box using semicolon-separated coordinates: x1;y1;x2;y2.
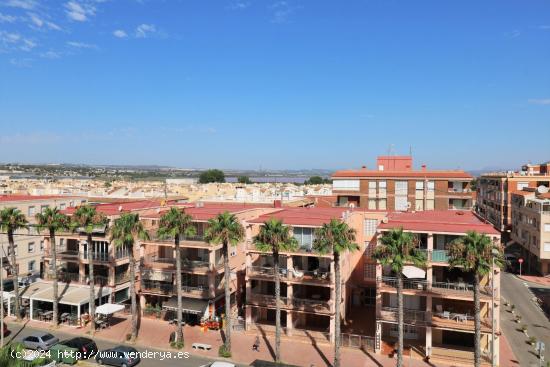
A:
200;362;236;367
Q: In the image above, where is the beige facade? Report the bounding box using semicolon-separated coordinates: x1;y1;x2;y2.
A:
1;195;87;280
511;191;550;275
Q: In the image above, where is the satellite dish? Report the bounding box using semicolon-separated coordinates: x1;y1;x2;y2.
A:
537;185;549;194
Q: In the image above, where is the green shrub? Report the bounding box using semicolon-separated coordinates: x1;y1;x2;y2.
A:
218;345;232;358
170;341;184;349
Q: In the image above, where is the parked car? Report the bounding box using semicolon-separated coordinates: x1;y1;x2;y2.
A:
199;362;236;367
96;346;141;367
22;332;59;350
59;337;98;359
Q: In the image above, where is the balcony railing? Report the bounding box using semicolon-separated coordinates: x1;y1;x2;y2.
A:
418;249;449;263
141;280;174;295
46;272;81;283
378;276;428;291
248;266;289;279
181;285;210;297
81;251;111;262
115;272;131;284
378;277;493;297
379;307;428;325
248;293;331;312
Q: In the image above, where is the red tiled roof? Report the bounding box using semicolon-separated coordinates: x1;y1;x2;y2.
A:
141;202;272;221
0;195;81;202
249;207;350;227
63;199;181;216
378;210;499;235
332;170;472;179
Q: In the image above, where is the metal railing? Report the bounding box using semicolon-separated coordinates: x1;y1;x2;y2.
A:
81;251;110;262
115;272;131;284
341;333;375;351
141;280;174;295
378;276;428;291
291;297;331;311
418;249;449;263
379;307;428;324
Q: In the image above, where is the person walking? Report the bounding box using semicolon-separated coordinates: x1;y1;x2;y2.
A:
252;336;260;352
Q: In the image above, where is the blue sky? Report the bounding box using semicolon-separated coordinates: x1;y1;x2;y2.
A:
0;0;549;170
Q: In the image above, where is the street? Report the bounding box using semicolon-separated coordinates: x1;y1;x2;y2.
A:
4;321;247;367
500;272;550;367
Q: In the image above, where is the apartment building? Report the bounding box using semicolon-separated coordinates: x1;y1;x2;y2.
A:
476;161;550;233
244;207;383;343
0;195;87;280
43;200;177;305
510;189;550;275
332;156;473;212
370;210;501;365
139;202;277;322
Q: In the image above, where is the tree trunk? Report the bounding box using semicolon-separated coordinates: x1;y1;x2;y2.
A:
474;274;481;367
88;233;96;334
274;248;281;363
175;234;184;345
9;230;20;322
130;242;138;341
223;240;232;353
396;271;404;367
50;229;59;327
334;251;341;367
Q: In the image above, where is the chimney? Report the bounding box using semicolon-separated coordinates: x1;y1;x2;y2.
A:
421;164;427;171
273;200;282;208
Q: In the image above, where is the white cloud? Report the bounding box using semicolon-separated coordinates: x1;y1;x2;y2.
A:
113;29;127;38
64;1;95;22
228;1;250;10
528;99;550;105
0;30;35;51
66;40;97;49
9;57;32;67
3;0;37;10
0;12;17;23
135;23;156;38
27;12;62;30
40;50;61;59
269;1;297;23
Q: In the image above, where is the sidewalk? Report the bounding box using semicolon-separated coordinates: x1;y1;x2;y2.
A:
5;314;518;367
519;275;550;287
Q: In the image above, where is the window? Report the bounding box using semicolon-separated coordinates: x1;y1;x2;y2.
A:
395;181;408;195
395;196;408;211
378;181;387;197
379;199;387;210
28;206;36;216
332;180;360;191
364;219;378;236
544;224;550;232
293;227;315;250
40;205;48;213
59;238;65;247
368;199;376;210
368;181;377;196
60;203;66;210
40;240;44;251
363;263;376;280
544;243;550;252
28;242;35;253
28;260;35;272
415;199;424;211
517;182;529;191
8;244;17;256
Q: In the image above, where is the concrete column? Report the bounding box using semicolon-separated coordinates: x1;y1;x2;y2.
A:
287;256;293;280
329;315;336;343
425;326;432;358
30;299;34;321
79;262;86;283
245;305;252;331
108;267;115;287
375;321;382;354
140;294;146;316
427;233;434;250
286;311;293;336
209;249;216;270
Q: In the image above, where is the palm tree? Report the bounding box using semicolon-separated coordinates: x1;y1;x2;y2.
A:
312;219;359;367
110;212;149;342
0;208;28;322
157;207;196;346
72;205;107;334
35;207;70;328
372;228;426;367
448;231;504;367
253;218;298;363
204;211;245;356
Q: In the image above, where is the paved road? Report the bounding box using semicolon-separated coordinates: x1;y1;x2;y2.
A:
500;272;550;367
3;321;247;367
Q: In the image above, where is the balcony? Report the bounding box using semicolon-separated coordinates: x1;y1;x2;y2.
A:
114;272;131;284
45;272;81;283
418;249;449;263
246;242;331;257
378;276;428;291
45;247;80;260
248;266;290;279
378;277;493;298
141;280;174;295
81;251;111;263
379;307;428;325
247;266;332;284
143;255;213;272
181;285;211;298
248;293;331;313
431;313;492;332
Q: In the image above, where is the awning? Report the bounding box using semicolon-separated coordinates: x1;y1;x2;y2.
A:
96;303;125;315
402;265;426;279
162;296;208;315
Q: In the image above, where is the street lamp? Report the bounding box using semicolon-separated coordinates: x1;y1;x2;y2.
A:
491;248;499;367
